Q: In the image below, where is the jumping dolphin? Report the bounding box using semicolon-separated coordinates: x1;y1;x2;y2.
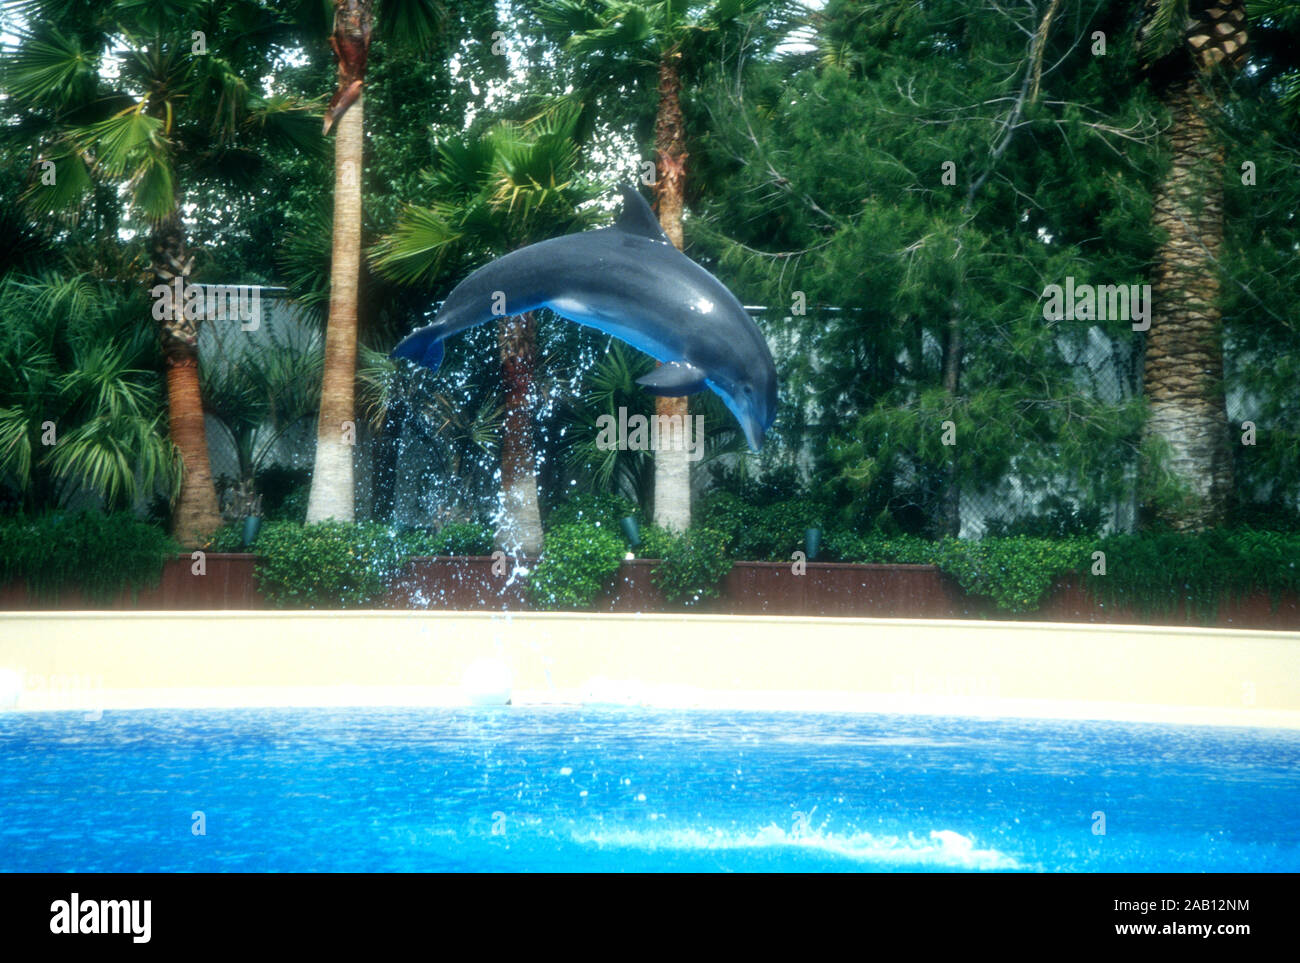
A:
391;186;778;450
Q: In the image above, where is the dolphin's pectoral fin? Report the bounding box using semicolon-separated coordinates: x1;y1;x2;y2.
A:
636;361;708;397
391;326;445;373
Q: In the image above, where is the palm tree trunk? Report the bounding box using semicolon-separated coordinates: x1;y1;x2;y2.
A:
1139;2;1246;530
151;211;221;545
307;0;371;524
497;311;544;555
652;51;692;533
1142;75;1232;529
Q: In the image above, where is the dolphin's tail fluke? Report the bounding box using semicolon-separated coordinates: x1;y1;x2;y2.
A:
391;325;445;373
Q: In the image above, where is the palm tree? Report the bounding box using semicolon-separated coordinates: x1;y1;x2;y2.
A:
0;274;178;512
4;0;317;542
200;322;324;518
372;104;598;554
557;340;745;507
559;342;659;505
538;0;775;531
1138;0;1249;529
305;0;449;523
306;0;370;524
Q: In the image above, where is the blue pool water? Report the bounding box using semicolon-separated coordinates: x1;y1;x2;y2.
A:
1;708;1298;872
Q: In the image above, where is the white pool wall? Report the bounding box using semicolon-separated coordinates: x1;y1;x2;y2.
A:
1;611;1297;728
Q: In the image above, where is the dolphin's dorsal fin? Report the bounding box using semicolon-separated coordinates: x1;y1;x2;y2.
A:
615;185;671;244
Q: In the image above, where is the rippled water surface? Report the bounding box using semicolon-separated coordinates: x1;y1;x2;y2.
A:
2;708;1297;871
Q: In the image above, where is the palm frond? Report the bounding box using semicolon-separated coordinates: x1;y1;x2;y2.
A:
1;27;98;107
74;109;167;178
48;412;179;509
0;407;36;490
426;135;498;199
370;203;465;285
378;0;448;49
19;144;94;216
244;93;327;157
1139;0;1191;63
129;153;176;220
537;0;607;39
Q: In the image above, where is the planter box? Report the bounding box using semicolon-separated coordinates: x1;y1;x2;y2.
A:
1;555;1297;629
385;557;976;616
1034;576;1300;630
0;553;265;611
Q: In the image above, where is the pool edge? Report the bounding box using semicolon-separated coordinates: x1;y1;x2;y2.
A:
3;610;1298;729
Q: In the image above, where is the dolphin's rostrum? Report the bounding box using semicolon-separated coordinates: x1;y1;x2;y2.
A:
391;186;778;450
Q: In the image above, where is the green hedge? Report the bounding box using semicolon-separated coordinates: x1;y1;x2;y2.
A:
21;509;1287;618
824;530;937;566
1090;528;1300;620
202;523;249;553
698;492;830;561
634;522;738;607
530;516;732;610
251;520;409;608
527;521;624;610
202;519;495;560
397;521;494;557
0;511;177;602
930;536;1090;613
246;519;495;608
240;521;1300;616
546;491;637;533
829;531;1093;613
828;527;1300;616
647;526;733;607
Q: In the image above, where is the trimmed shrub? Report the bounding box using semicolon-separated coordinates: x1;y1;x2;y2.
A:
650;526;733;607
0;511;177;602
526;521;624;610
1090;528;1300;620
637;522;676;560
202;523;248;553
547;491;637;533
931;536;1090;613
699;492;832;561
828;531;1087;613
399;521;494;557
824;530;936;566
252;520;407;608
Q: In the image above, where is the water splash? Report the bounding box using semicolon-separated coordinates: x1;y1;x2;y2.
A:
566;824;1021;870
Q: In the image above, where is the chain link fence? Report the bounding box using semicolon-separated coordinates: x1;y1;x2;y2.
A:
195;294;1283;537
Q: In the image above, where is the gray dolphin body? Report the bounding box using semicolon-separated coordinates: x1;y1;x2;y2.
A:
391;187;778;450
